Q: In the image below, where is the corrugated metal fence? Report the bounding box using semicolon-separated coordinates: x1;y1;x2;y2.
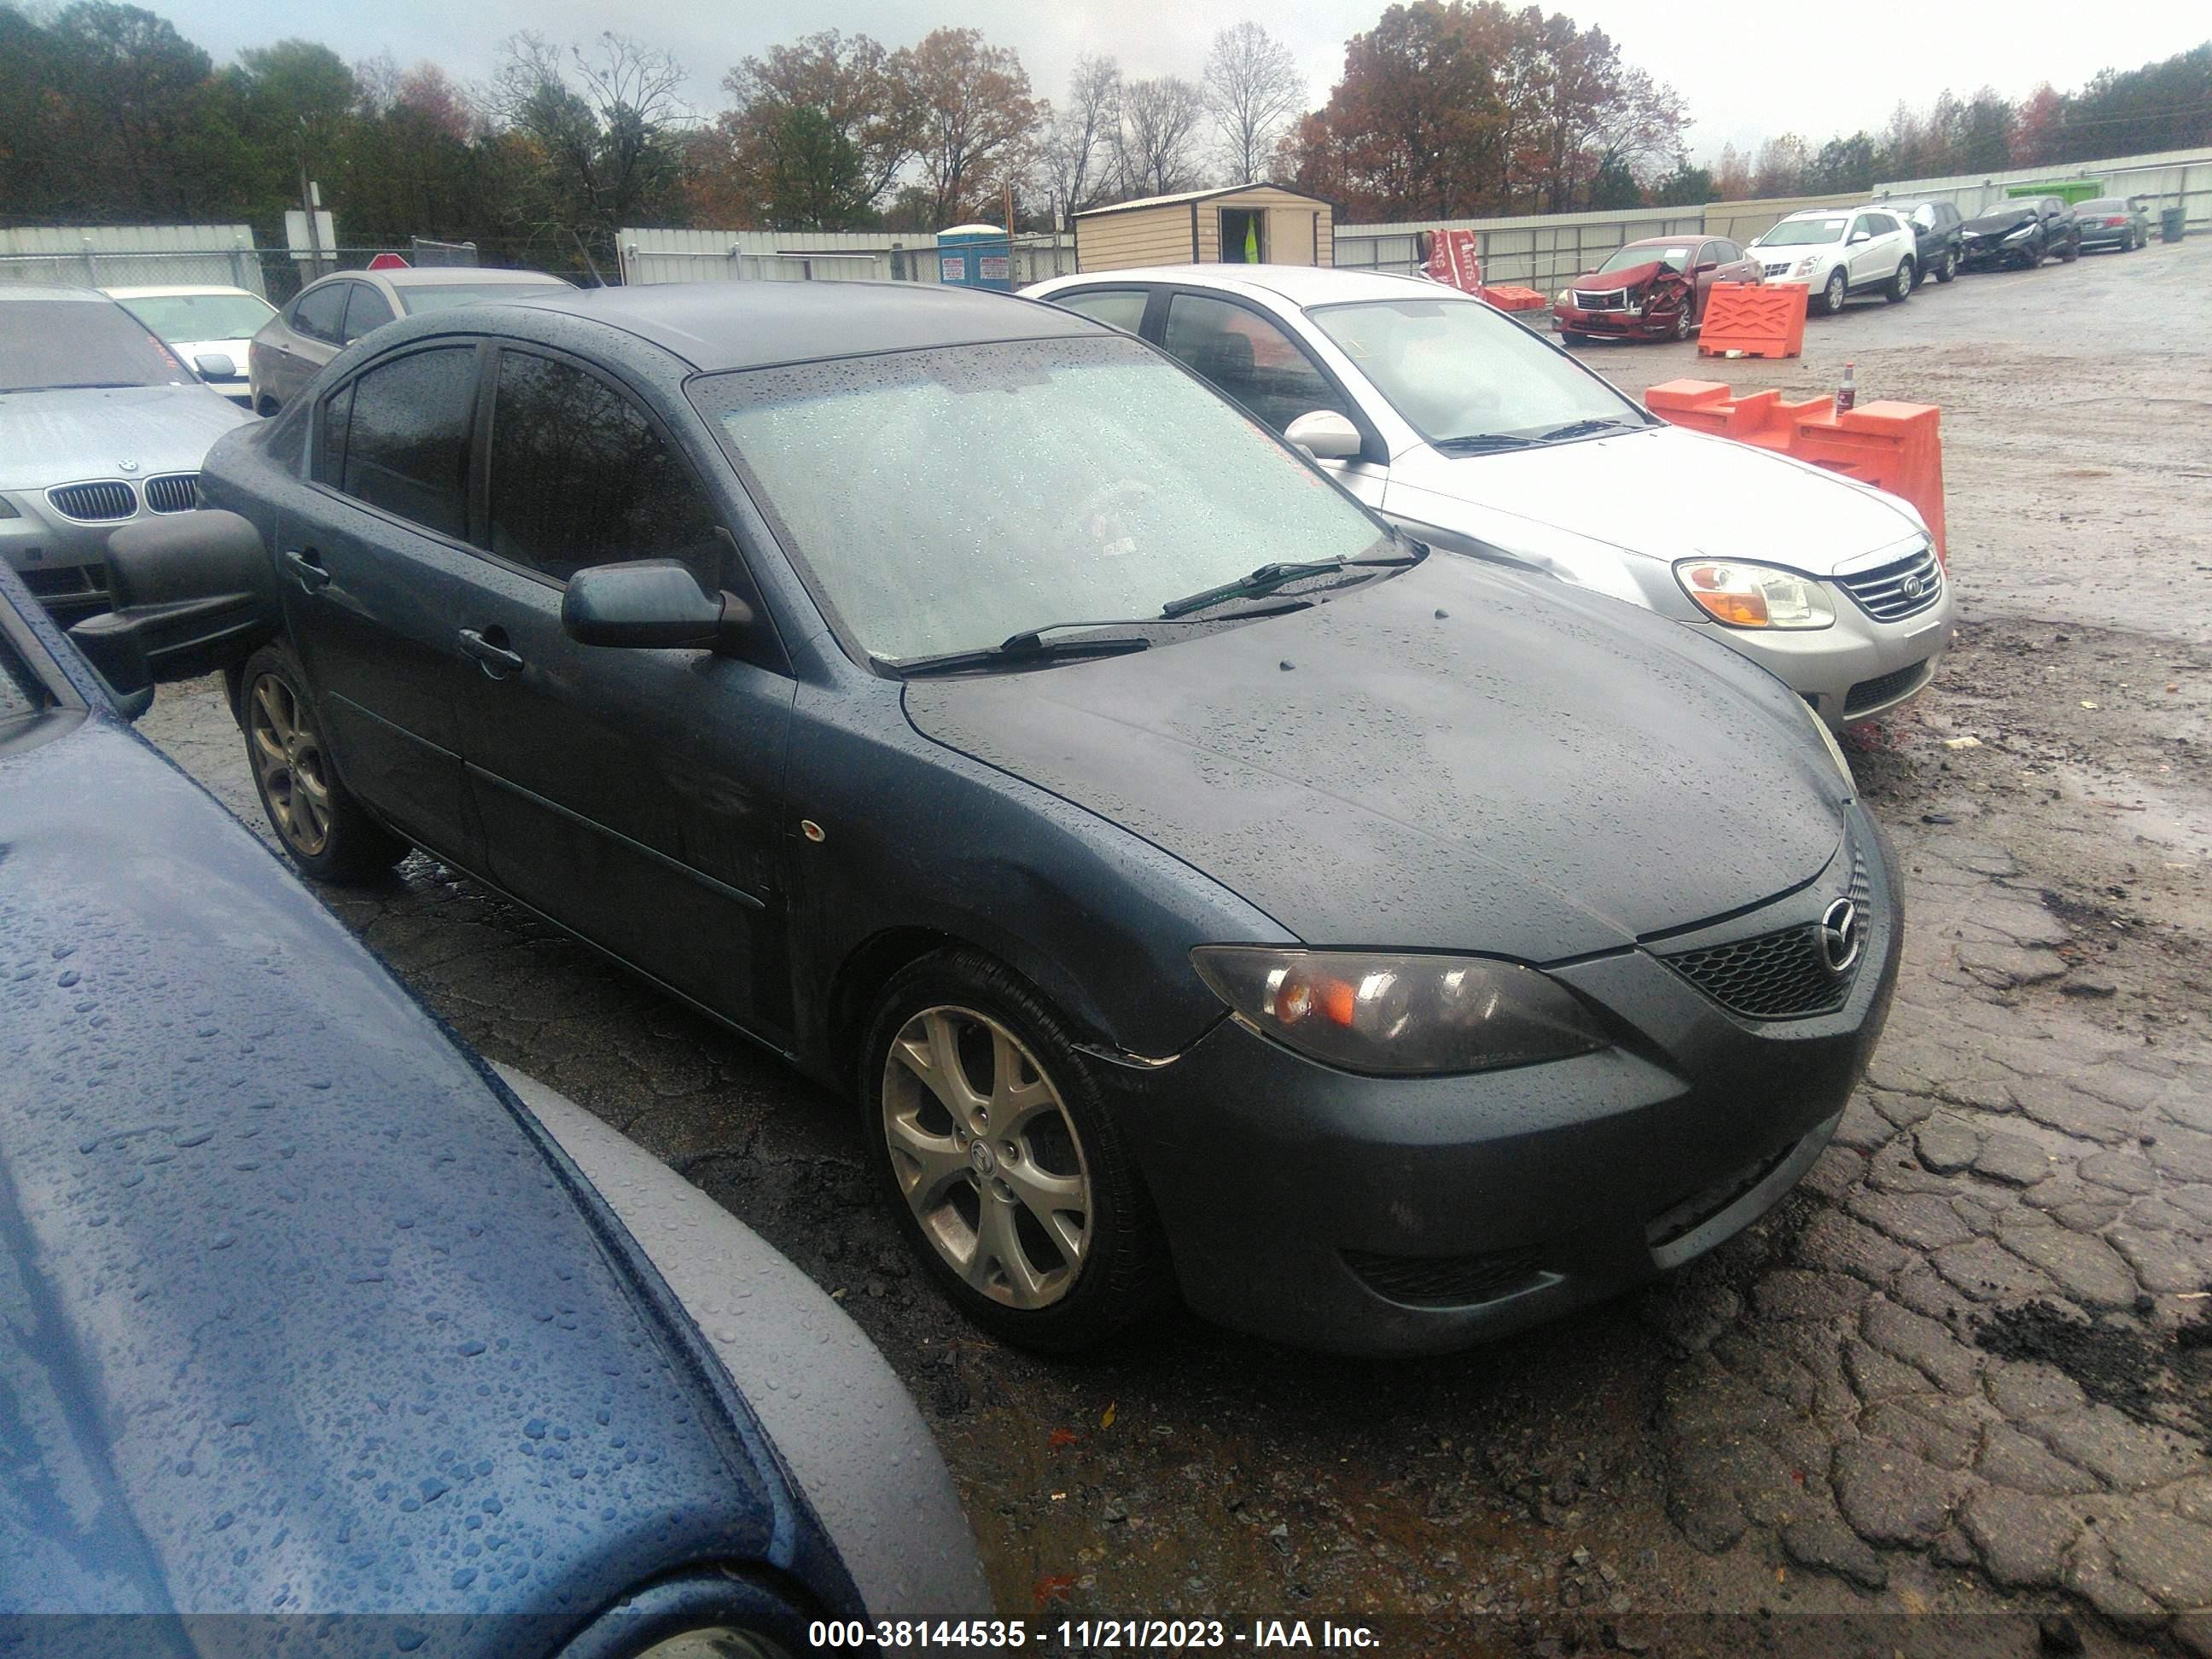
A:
617;228;1080;287
1871;145;2211;228
0;224;267;294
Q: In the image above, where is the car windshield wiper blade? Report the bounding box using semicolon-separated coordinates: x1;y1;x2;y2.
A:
1535;416;1646;444
880;632;1152;678
1160;553;1417;619
1431;432;1540;452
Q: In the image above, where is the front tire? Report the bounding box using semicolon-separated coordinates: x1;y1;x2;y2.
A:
1886;259;1914;302
239;643;409;883
2058;236;2079;263
1819;269;1848;315
859;950;1173;1353
1670;303;1694;342
255;395;279;418
1561;330;1588;346
1936;248;1958;282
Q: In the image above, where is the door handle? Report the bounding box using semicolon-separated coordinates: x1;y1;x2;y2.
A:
457;628;524;678
282;548;329;592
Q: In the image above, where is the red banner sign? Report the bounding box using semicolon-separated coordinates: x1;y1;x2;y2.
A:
1423;230;1481;293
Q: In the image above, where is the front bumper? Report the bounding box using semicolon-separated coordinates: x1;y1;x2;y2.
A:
1115;808;1900;1355
0;495;123;620
1552;303;1673;340
1689;546;1956;731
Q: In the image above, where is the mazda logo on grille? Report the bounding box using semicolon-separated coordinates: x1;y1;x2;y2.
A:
1818;899;1864;975
1900;573;1925;599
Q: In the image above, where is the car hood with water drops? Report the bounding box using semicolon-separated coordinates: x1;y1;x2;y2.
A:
0;698;830;1636
901;552;1849;962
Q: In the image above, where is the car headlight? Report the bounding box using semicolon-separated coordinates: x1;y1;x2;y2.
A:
1793;257;1819;276
1674;560;1836;629
1191;947;1607;1076
1556;289;1572;305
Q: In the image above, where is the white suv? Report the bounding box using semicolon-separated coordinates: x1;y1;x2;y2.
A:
1748;207;1918;315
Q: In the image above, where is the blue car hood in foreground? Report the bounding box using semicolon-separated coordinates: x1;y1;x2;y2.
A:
904;553;1847;961
0;706;830;1643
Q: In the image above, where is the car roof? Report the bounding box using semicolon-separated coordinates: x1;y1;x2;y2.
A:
491;279;1102;372
1029;263;1447;311
101;283;267;300
0;283;110;303
377;265;568;288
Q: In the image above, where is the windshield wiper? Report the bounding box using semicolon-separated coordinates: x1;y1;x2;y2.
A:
1432;432;1540;452
881;632;1152;678
1535;416;1647;444
1160;553;1417;619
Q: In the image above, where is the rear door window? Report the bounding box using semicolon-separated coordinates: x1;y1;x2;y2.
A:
1161;294;1348;434
341;284;396;344
337;345;479;538
1055;289;1150;334
291;282;349;344
484;350;721;584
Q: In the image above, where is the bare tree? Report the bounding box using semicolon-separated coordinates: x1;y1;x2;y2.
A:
1034;54;1121;224
490;32;693;245
1202;22;1302;184
1116;75;1208;197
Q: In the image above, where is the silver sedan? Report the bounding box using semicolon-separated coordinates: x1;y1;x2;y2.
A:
1024;264;1955;730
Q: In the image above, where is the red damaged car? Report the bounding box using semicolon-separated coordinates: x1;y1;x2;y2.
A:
1552;235;1762;344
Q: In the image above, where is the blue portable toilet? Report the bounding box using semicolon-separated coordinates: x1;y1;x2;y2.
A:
935;224;1014;292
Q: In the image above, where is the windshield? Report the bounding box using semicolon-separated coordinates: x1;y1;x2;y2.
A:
1755;218;1849;247
0;299;188;392
399;282;572;315
1307;296;1643;447
111;292;275;342
693;335;1388;663
1596;244;1692;276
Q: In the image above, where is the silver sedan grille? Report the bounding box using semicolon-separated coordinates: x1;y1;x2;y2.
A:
1835;543;1944;622
46;480;137;521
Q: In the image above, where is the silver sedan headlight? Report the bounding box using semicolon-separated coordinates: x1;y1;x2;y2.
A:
1192;948;1607;1076
1674;560;1837;630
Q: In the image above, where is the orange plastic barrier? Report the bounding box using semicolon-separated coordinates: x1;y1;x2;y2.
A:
1695;282;1807;360
1644;380;1947;560
1479;285;1548;312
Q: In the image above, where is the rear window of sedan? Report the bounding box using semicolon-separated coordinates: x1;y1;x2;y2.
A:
692;334;1386;664
0;300;188;392
398;283;573;316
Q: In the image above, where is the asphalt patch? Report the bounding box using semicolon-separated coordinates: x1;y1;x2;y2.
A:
1974;1297;2212;1441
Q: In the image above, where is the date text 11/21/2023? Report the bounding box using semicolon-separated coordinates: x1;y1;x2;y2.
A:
807;1620;1385;1651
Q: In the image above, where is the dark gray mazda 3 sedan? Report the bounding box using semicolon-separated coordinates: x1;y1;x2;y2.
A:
82;282;1899;1356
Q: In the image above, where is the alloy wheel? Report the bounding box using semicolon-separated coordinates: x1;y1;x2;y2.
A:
1824;271;1847;314
247;672;333;857
881;1005;1091;1309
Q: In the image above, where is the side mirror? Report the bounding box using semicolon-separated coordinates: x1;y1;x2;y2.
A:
562;560;755;651
193;352;238;381
1284;410;1363;463
1848;231;1871;245
67;509;280;706
1692;260;1719;275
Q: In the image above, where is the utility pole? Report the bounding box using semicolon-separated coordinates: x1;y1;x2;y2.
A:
297;119;325;281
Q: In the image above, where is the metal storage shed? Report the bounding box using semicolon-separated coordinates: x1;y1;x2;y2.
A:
1072;184;1336;273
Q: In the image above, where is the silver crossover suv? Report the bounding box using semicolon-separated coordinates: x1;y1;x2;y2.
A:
0;285;252;619
1026;265;1953;728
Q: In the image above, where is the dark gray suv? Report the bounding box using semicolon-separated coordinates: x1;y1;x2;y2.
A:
1895;200;1965;284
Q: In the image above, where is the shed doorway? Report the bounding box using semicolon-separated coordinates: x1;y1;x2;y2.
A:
1220;207;1266;264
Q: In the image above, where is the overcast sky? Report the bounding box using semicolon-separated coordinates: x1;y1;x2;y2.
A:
158;0;2206;161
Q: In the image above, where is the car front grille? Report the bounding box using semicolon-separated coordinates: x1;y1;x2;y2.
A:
143;473;199;514
45;480;137;521
1572;288;1629;311
1659;853;1871;1021
1835;543;1943;622
1343;1244;1547;1308
1844;658;1934;718
1762;261;1795;277
1646;1139;1801;1250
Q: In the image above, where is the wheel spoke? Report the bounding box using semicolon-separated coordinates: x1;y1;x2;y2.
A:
884;1110;972;1210
989;1030;1055;1132
974;1194;1045;1304
253;679;292;747
250;723;286;775
1000;1159;1086;1269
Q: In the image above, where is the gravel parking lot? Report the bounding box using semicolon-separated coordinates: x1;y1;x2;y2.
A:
143;236;2212;1656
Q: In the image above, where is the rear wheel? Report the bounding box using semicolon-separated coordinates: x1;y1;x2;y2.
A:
1936;248;1958;283
239;643;409;883
860;950;1173;1352
1819;269;1848;315
1885;259;1914;302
